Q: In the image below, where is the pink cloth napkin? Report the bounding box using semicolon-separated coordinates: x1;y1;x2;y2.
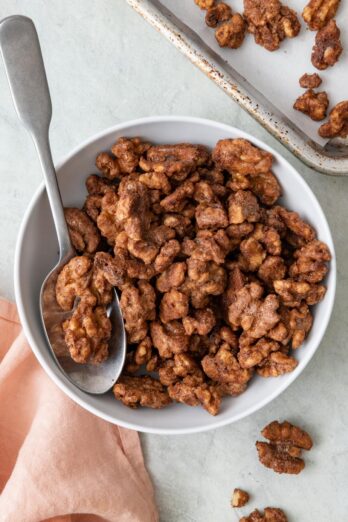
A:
0;298;158;522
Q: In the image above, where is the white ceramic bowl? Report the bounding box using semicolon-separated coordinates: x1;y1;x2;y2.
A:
15;116;336;434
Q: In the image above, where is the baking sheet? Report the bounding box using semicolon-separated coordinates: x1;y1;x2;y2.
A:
158;0;347;145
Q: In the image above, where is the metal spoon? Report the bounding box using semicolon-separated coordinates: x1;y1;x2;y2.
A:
0;15;126;394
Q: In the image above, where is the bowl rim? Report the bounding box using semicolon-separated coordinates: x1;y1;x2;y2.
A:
14;115;337;435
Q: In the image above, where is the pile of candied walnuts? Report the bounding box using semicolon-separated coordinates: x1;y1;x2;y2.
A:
195;0;347;139
55;136;331;415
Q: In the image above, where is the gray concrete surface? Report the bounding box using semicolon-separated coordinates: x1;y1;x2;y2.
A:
0;1;347;520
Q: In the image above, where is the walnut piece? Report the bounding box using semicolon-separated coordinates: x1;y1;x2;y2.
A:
63;301;111;364
213;139;273;175
293;90;329;121
257;351;298;377
232;488;249;508
244;0;301;52
206;2;232;27
256;420;312;474
274;279;326;307
311;20;342;70
240;507;288;522
215;14;246;49
113;376;172;409
289;240;331;283
195;0;215;9
319;100;348;138
64;208;100;254
302;0;340;30
299;73;322;89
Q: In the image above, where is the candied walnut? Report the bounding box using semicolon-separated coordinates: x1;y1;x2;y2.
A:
262;420;313;449
277;207;316;244
244;0;300;52
183;233;228;264
95;152;121;180
195;0;215;9
64;208;100;254
86;174;115;195
299;72;322;89
163;213;193;237
183;258;227;304
127;239;159;265
116;176;152;241
56;255;94;311
231;488;249;508
319;100;348;138
160;180;195;212
134;336;153;366
281;304;313;348
302;0;340;30
111;137;150;174
94;251;126;287
258;256;286;287
195;202;228;229
84;194;103;223
252;224;281;255
213;139;273;176
240;237;266;271
160;289;189;323
228;190;260;225
194;383;222;415
311;20;342;70
228;283;280;338
257;351;298;377
168;381;222;415
238;338;280;369
63;302;111;364
138;171;171;194
120;281;156;343
150;321;189;358
240;507;288;522
156;262;187;293
290;240;331;283
274;279;326;307
113;376;171;409
293;89;329;121
215;14;246;49
202;344;253;385
148;225;176;246
97;191;121;245
183;309;216;335
154;239;181;272
126;258;156;280
206;2;232;27
141;143;209;178
250;171;281;206
227;223;254;239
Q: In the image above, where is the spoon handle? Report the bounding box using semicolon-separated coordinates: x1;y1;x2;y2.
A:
0;15;74;262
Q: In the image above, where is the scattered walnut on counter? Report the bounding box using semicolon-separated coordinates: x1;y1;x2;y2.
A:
256;420;313;474
232;488;249;508
240;507;288;522
302;0;341;30
299;72;322;89
55;136;331;413
243;0;300;52
215;14;246;49
311;19;342;70
293;89;329;121
319;100;348;138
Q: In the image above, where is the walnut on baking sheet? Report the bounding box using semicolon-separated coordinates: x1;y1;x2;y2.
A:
319;100;348;138
299;73;322;89
302;0;341;30
243;0;300;52
293;89;329;121
55;134;331;413
240;507;288;522
232;488;250;508
205;2;232;27
215;14;246;49
311;19;342;70
256;420;312;474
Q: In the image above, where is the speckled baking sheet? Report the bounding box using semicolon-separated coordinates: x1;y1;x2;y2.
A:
127;0;348;175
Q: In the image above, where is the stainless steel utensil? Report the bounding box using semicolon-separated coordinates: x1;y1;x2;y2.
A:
0;15;126;394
